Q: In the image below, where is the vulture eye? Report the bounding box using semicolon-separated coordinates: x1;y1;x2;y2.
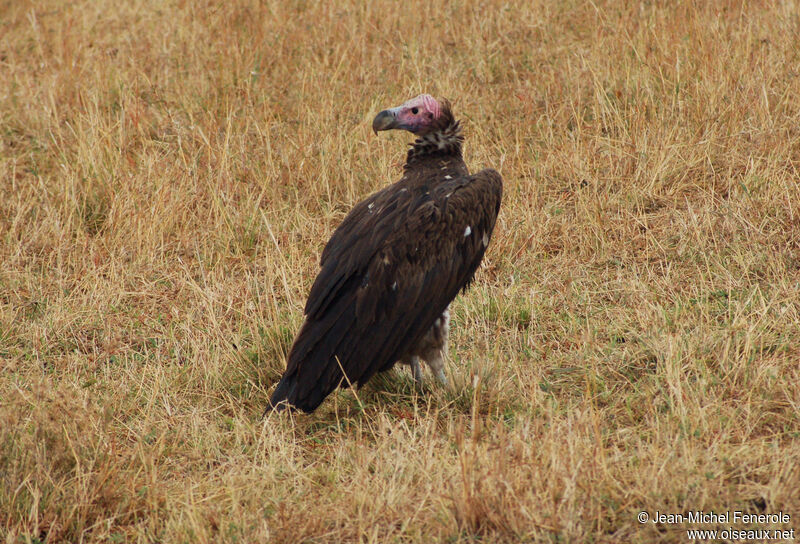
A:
411;107;419;114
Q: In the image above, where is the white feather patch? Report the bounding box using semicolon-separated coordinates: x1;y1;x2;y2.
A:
444;175;452;179
482;232;489;246
464;226;472;237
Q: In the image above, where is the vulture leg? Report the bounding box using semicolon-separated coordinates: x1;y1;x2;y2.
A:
427;352;448;386
400;354;424;383
425;308;450;385
400;308;451;385
411;356;423;383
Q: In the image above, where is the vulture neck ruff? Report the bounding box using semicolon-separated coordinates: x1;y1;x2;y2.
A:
405;119;464;167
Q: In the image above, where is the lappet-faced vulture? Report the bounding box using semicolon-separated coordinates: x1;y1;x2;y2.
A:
269;94;502;413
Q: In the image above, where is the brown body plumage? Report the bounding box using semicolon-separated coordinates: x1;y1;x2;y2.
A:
269;95;502;413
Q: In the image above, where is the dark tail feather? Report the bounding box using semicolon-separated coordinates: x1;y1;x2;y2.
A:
264;376;298;416
266;279;368;414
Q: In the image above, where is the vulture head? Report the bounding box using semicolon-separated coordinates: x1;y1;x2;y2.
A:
373;94;453;136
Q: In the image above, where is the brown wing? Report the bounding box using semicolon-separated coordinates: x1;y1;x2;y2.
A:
269;169;502;412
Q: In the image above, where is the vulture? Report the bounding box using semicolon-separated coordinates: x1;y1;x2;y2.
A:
268;94;502;413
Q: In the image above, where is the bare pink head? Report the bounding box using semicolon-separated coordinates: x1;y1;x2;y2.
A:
372;94;449;135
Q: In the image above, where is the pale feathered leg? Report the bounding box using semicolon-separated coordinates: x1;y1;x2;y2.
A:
411;355;423;383
401;355;424;384
426;352;448;385
432;309;450;385
403;307;450;386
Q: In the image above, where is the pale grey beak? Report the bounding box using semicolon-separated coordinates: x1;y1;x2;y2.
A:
372;108;399;134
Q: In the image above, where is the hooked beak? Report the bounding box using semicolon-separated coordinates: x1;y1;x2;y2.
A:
372;107;401;134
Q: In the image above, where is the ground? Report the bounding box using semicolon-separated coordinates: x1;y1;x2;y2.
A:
1;0;799;542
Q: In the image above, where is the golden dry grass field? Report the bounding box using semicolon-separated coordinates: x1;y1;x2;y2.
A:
2;0;800;542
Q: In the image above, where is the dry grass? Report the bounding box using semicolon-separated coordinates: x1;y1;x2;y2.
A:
2;0;800;542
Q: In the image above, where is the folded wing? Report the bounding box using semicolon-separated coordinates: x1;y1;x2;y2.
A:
269;169;502;412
